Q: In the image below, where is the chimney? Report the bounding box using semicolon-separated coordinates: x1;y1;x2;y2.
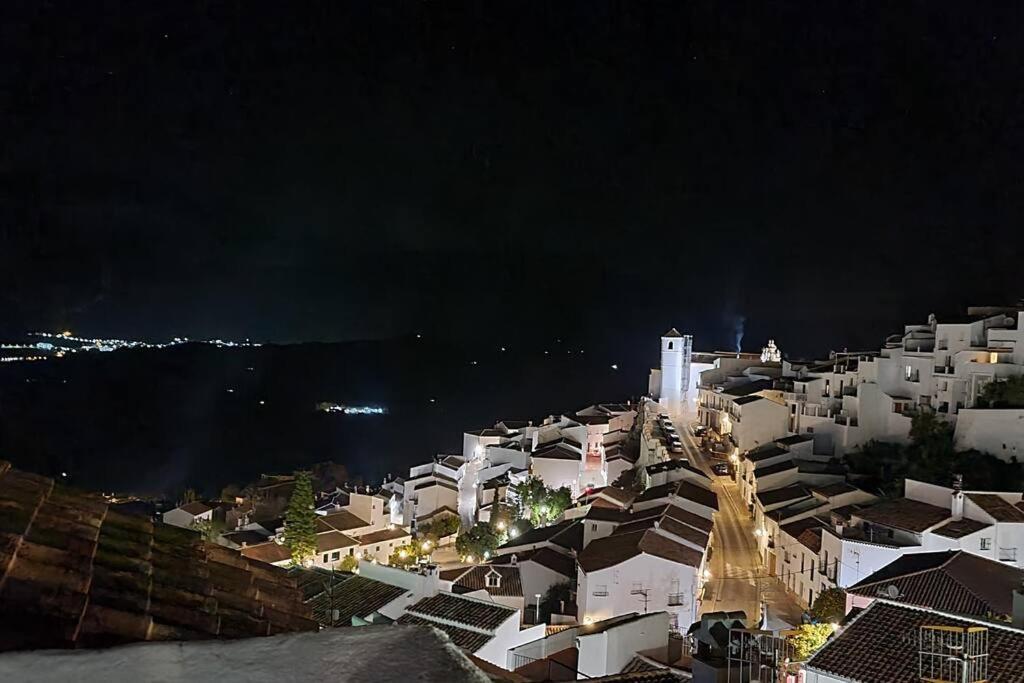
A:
951;474;964;521
1014;582;1024;629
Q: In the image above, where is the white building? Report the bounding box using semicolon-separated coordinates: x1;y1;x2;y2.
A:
577;481;717;630
162;501;213;529
803;307;1024;459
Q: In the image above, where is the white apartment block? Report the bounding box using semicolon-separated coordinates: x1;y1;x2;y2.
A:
756;478;1024;611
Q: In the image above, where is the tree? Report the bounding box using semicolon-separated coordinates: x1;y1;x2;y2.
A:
182;488;199;504
978;375;1024;408
388;542;422;568
788;623;834;661
510;476;574;526
456;522;499;560
421;514;460;541
283;471;318;567
810;588;846;624
338;555;359;572
190;517;225;542
538;581;574;622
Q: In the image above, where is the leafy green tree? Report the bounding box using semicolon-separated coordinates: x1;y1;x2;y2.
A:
421;514;460;541
456;522;499;560
510;476;574;525
283;471;318;567
388;542;426;568
338;555;359;572
810;588;847;624
978;375;1024;408
788;623;834;660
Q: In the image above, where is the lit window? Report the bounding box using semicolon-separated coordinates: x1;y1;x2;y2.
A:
990;352;999;364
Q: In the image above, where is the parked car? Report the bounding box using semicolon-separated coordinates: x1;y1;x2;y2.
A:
711;462;730;476
691;425;708;437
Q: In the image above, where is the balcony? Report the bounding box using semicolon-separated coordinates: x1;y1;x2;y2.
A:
668;592;685;606
834;415;859;427
999;548;1018;563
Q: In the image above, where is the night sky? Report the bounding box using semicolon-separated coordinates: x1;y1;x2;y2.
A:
3;2;1023;359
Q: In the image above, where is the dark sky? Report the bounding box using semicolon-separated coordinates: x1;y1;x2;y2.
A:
2;2;1022;359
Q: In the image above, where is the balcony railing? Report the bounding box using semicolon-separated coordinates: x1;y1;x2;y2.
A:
999;548;1017;563
668;592;685;606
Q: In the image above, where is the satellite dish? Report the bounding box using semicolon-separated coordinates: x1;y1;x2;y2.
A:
885;585;901;599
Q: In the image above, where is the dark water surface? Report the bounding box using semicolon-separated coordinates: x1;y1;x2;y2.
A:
0;337;646;496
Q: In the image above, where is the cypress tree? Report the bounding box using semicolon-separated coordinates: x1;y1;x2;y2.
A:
283;471;317;566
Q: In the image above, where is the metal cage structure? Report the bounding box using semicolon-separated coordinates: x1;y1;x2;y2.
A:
726;628;795;683
918;624;989;683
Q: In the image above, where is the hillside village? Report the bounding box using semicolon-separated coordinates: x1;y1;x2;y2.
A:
4;304;1024;681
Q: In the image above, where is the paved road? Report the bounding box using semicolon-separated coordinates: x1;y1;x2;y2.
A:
674;418;803;629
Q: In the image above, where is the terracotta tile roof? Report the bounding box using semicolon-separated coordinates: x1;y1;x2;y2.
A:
448;565;523;597
756;484;809;508
241;541;292;564
318;509;370;532
796;528;822;553
585;486;638;507
811;482;859;498
932;517;991;539
406;592;516;631
578;525;704;573
498;519;576;551
967;493;1024;522
674;481;718;511
806;601;1024;683
396;613;494;651
779;516;828;541
662;505;714;533
526;547;576;578
356;527;411;545
549;520;585;552
854;498;950;533
178;501;213;515
752;460;797;478
847;550;1024;619
0;460;316;652
316;531;359;552
319;574;407;626
285;567;351;627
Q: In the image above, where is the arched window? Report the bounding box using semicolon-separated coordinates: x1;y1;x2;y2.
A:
668;342;674;350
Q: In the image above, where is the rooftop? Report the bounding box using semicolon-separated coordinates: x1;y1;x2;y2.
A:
807;601;1024;683
0;460;317;652
0;625;491;683
444;565;523;597
316;574;407;626
177;501;213;515
967;493;1024;522
848;550;1024;619
931;517;991;539
356;527;411;545
319;509;371;532
406;592;516;632
756;484;809;508
853;498;950;533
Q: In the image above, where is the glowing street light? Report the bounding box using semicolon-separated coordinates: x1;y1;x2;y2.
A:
496;520;507;531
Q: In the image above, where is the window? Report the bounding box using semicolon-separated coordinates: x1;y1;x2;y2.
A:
591;523;598;531
485;572;501;588
349;548;354;556
331;551;340;561
981;538;993;550
905;365;913;380
322;553;329;563
376;545;381;552
668;341;673;350
593;585;609;596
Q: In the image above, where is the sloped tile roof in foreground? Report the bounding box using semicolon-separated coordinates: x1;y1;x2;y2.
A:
0;460;317;652
807;601;1024;683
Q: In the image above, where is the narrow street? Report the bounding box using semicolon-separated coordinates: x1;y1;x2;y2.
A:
675;419;804;629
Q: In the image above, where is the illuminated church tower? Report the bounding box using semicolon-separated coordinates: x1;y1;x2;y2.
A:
659;328;692;417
